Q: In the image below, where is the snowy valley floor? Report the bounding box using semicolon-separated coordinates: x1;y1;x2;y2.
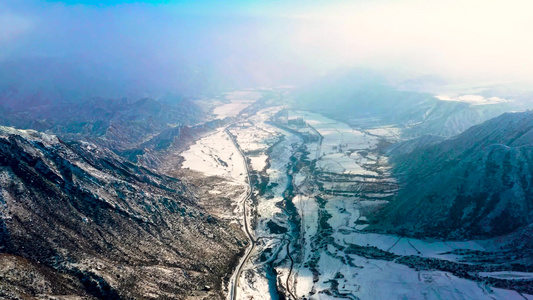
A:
178;96;533;300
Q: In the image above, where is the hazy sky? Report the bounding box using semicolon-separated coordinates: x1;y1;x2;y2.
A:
1;0;532;95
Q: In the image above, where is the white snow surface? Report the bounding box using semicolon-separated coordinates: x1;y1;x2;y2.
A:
289;110;384;178
284;110;530;300
435;94;508;105
181;103;530;300
181;129;246;182
213;90;262;119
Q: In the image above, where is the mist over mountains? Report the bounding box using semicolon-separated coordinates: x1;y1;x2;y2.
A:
1;0;533;299
295;69;519;139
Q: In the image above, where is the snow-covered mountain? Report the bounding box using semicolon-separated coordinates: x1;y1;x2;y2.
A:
0;126;246;299
401;99;513;138
372;111;533;240
0;97;206;154
294;70;516;138
386;134;446;156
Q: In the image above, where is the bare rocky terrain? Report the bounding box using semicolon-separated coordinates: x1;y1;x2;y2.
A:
0;126;247;299
0;96;208;155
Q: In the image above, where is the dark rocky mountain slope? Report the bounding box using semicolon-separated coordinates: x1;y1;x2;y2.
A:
0;97;206;153
371;111;533;240
0;126;246;299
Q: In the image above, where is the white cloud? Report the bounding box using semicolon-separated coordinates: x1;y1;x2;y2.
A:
2;0;533;88
0;12;33;42
256;0;533;84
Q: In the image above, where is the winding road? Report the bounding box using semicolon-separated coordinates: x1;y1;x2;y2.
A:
226;126;297;300
226;127;256;300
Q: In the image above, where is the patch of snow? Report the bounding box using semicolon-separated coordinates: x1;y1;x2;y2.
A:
213;90;262;119
435;94;508;105
0;126;60;145
249;155;268;172
181;129;246;182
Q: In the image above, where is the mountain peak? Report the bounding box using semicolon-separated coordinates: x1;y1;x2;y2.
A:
372;110;533;239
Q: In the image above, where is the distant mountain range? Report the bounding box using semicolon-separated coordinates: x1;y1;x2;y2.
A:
294;69;515;138
372;111;533;240
0;56;244;103
0;96;208;156
0;126;246;299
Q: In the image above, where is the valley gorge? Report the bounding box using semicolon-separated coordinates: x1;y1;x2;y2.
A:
3;2;533;298
1;87;533;299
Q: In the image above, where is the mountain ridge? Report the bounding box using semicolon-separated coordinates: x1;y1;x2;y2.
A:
370;111;533;240
0;126;246;299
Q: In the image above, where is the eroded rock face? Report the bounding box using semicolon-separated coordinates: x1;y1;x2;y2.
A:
0;127;247;299
372;111;533;240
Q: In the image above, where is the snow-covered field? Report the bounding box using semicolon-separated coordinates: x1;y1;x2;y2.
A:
302;253;530;300
365;126;402;141
290;110;380;156
181;99;532;300
338;231;485;260
283;110;531;299
227;106;304;299
213;90;262;119
436;94;508;105
181;128;246;181
316;152;378;175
